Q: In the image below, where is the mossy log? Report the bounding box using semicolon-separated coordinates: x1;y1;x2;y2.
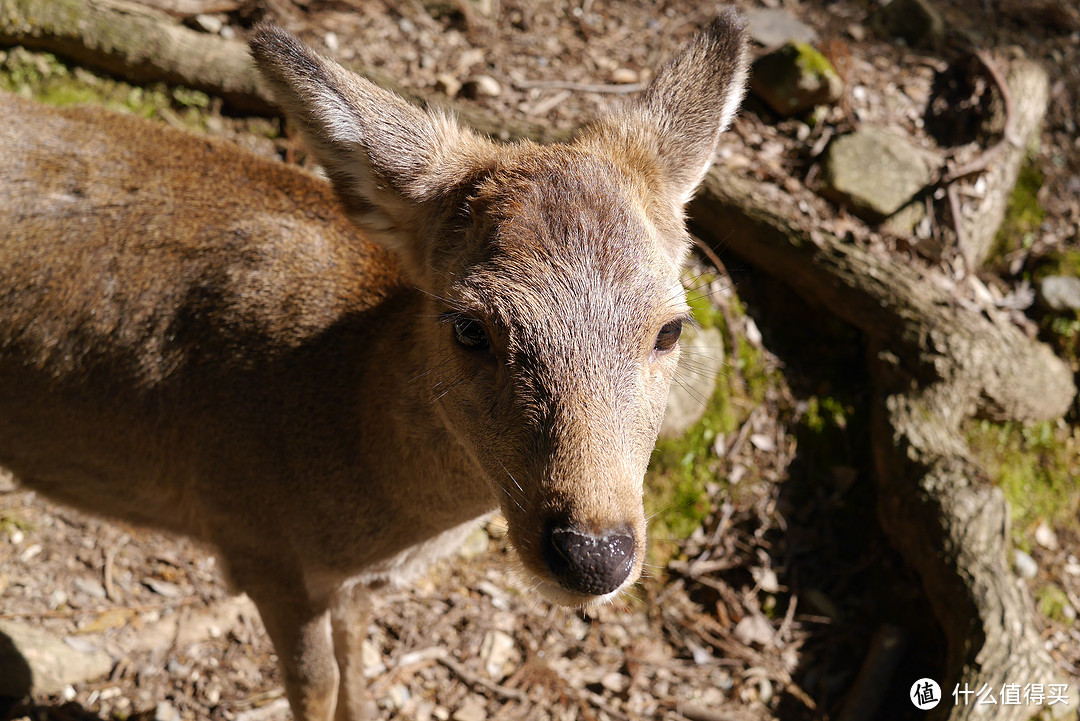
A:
0;0;564;142
0;0;274;112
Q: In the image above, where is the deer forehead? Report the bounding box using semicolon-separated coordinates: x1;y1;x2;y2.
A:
455;148;686;312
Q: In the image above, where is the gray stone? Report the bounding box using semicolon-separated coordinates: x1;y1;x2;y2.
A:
821;127;937;221
871;0;945;48
0;621;113;696
743;8;818;47
1037;276;1080;313
452;701;487;721
1014;549;1038;580
457;523;489;558
750;43;843;117
660;326;725;439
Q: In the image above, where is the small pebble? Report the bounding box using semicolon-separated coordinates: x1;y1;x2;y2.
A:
452;701;486;721
324;32;339;53
611;68;639;84
1034;521;1059;550
460;75;502;99
192;14;223;34
435;73;463;98
1014;549;1038;580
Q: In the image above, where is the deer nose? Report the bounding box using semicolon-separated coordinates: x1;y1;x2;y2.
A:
544;524;636;596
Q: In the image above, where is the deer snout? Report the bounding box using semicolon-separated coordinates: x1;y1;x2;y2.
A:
543;523;636;596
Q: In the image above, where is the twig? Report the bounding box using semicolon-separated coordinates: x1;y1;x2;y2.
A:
947;182;971;272
0;597;201;619
436;654;529;703
103;538;124;602
513;79;646;94
677;704;741;721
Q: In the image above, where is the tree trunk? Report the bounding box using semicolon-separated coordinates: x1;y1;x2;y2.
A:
953;58;1050;268
689;160;1075;719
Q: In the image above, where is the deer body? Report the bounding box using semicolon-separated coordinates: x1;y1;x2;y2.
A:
0;14;747;720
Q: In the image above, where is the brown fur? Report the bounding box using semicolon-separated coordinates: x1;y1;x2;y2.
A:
0;12;747;720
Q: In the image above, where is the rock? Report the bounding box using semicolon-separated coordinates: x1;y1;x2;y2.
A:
155;701;181;721
732;614;774;646
362;640;386;677
750;43;843;116
378;684;410;711
1037;276;1080;313
457;523;489;558
1014;549;1038;579
0;621;113;696
324;31;339;54
480;630;516;680
191;13;223;34
1035;521;1060;550
610;68;639;84
743;8;818;47
452;701;486;721
659;326;725;439
435;73;462;98
871;0;945;48
881;200;929;241
821;127;937;221
459;75;502;99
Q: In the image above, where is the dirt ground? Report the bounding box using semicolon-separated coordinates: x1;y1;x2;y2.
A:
1;1;1079;720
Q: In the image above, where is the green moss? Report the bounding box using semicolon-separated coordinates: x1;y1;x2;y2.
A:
0;511;32;537
0;47;208;130
967;420;1080;541
685;279;721;329
990;161;1046;265
1036;584;1072;623
645;297;784;562
1035;249;1080;281
792;42;837;80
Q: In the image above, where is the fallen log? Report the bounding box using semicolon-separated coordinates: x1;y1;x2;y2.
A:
0;0;564;141
0;0;273;113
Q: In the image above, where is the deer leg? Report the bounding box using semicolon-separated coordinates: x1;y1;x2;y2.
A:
330;581;378;720
232;563;340;721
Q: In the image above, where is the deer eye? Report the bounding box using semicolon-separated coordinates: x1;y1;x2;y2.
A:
654;319;683;353
452;317;489;350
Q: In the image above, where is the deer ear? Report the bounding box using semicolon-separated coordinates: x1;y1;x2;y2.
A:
248;24;496;282
585;10;748;209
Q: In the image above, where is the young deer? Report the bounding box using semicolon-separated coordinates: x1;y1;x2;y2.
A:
0;12;747;720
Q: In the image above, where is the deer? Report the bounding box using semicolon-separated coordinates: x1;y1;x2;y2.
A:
0;10;747;720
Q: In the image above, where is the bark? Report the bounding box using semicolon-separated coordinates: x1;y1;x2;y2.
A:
0;0;274;113
953;58;1050;268
689;165;1074;423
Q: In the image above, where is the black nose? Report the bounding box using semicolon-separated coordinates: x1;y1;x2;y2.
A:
544;524;636;596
